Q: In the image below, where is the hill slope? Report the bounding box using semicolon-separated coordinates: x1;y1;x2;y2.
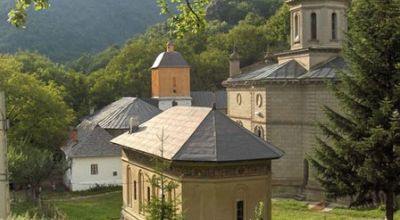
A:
0;0;163;61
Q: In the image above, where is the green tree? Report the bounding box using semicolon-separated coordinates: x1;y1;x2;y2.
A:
310;1;400;220
0;55;74;151
144;131;182;220
8;140;65;202
13;51;90;118
261;3;290;51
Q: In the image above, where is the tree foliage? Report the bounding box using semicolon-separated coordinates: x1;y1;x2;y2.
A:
310;1;400;219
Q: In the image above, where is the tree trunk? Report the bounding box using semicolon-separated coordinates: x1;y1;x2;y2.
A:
385;190;394;220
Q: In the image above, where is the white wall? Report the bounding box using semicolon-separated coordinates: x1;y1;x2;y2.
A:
65;156;122;191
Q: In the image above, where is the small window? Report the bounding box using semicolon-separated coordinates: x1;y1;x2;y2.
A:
134;181;137;200
332;13;338;40
256;94;263;107
236;93;242;105
236;200;244;220
236;120;243;127
113;171;118;176
294;13;300;42
90;164;98;175
311;12;317;40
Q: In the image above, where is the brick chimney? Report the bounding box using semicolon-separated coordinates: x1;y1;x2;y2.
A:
69;129;78;142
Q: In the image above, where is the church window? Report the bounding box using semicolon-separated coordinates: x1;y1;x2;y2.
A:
134;181;137;200
127;166;132;206
294;13;300;43
147;186;151;203
90;164;98;175
236;200;244;220
311;12;317;40
332;13;338;40
236;93;242;105
236;120;243;127
256;94;263;107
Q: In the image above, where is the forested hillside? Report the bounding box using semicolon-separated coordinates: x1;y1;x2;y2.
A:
0;0;163;61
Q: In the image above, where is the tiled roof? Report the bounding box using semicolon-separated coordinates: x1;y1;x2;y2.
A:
63;120;120;158
226;56;346;84
111;106;284;162
151;51;189;69
88;97;161;130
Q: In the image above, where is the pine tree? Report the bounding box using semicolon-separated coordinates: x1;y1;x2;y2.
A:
144;129;183;220
310;1;400;220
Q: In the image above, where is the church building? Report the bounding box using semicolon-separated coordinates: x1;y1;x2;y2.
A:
223;0;349;199
112;106;283;220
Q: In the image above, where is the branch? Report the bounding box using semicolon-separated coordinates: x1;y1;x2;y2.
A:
185;0;202;26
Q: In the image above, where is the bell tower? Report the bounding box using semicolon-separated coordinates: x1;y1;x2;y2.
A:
277;0;350;70
288;0;348;50
151;42;192;111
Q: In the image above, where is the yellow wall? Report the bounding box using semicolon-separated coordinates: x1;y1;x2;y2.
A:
121;152;273;220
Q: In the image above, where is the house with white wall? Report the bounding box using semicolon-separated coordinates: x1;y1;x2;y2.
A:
63;97;161;191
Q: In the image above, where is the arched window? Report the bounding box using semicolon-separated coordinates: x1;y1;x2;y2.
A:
311;12;317;40
236;200;244;220
127;166;132;207
147;187;151;203
332;13;338;40
294;14;300;42
254;126;264;139
172;77;177;93
134;181;137;200
138;170;143;212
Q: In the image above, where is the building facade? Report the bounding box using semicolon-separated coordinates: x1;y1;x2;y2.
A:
112;106;283;220
223;0;349;199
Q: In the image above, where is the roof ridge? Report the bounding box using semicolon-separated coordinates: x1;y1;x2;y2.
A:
171;108;213;160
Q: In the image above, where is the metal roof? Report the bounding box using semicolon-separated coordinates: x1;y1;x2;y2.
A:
63;120;120;158
226;56;346;84
151;51;190;69
299;56;346;79
88;97;162;130
229;60;307;82
190;91;227;109
111;106;284;162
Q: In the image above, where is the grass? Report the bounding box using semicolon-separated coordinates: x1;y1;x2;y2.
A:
53;191;122;220
12;190;400;220
272;199;400;220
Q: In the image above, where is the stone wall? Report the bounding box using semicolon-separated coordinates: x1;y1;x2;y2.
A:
227;81;339;199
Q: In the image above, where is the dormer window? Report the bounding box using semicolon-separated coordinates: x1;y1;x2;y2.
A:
294;14;300;43
311;12;317;40
332;13;338;40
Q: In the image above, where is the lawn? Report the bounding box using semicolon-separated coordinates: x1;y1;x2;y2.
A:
52;191;122;220
272;199;399;220
12;191;400;220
